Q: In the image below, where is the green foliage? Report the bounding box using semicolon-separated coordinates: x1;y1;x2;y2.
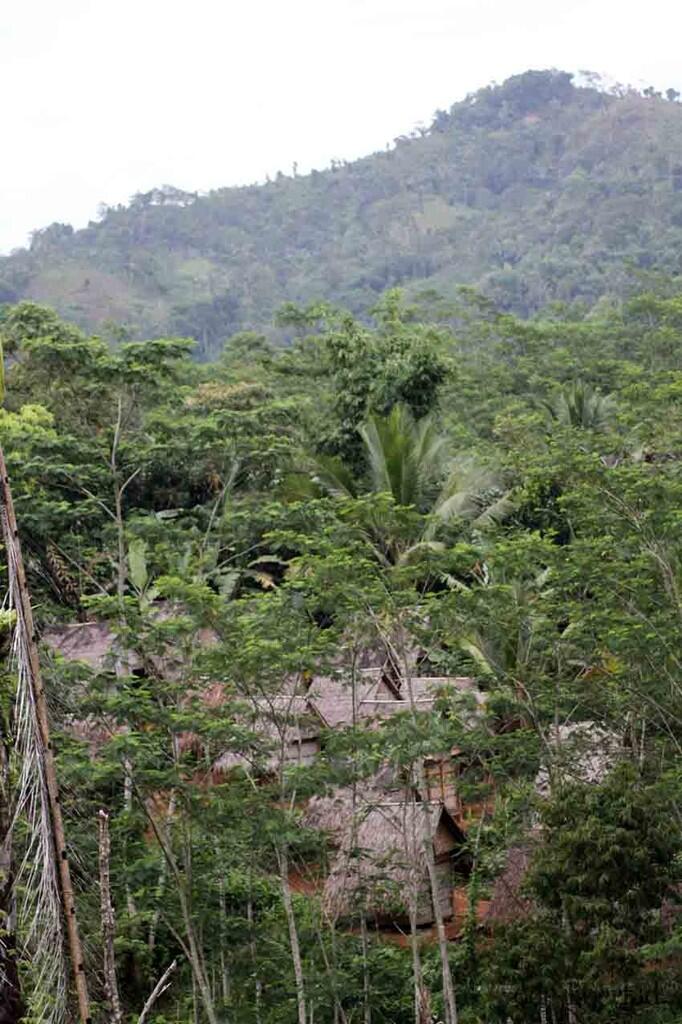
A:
9;277;682;1022
7;73;682;355
483;768;682;1023
544;378;617;431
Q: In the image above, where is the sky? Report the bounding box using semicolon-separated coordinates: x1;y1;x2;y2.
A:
2;0;682;254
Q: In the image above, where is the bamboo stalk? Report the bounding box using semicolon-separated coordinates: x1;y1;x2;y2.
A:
0;445;91;1024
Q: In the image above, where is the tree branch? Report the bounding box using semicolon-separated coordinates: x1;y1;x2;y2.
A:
137;959;178;1024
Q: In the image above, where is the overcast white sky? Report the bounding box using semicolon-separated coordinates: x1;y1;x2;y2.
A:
2;0;682;254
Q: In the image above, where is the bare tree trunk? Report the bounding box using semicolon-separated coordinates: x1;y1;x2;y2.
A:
247;894;262;1023
148;790;176;953
405;814;425;1024
539;995;548;1024
277;846;307;1024
419;816;457;1024
396;623;458;1024
99;810;123;1024
417;981;433;1024
111;401;140;922
218;869;230;1008
132;778;219;1024
310;909;348;1024
0;445;91;1024
566;989;577;1024
137;959;177;1024
408;898;425;1024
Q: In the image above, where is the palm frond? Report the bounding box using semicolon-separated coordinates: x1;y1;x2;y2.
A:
472;491;516;529
459;638;497;678
395;540;446;566
310;453;358;498
545;380;616;432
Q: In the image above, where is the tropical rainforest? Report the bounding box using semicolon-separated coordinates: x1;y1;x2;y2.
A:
4;67;682;1024
3;69;682;356
4;279;682;1023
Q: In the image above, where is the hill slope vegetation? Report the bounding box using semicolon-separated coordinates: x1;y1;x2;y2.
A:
4;69;682;357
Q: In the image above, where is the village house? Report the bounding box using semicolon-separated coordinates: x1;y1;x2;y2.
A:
42;619;492;936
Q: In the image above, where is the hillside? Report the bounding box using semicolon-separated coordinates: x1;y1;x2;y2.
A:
4;69;682;356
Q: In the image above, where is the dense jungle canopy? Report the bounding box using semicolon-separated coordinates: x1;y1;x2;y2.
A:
4;283;682;1022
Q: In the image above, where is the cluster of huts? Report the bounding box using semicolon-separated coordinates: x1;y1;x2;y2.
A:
43;620;614;943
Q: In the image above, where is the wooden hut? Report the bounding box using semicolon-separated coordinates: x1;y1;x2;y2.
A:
207;693;329;781
304;785;469;929
43;621;132;672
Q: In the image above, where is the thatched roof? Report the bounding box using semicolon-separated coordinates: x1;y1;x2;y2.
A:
482;845;533;925
535;721;621;795
211;694;325;776
307;669;393;728
307;672;480;730
304;784;465;920
43;607;218;676
43;622;128;671
408;676;483;701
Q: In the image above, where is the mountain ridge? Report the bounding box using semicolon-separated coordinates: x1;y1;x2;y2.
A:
4;68;682;357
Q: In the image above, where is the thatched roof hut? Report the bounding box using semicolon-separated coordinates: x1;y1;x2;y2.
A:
211;694;326;777
43;621;129;672
304;785;468;927
482;846;534;926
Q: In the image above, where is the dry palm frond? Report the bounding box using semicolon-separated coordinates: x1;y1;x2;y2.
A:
3;507;68;1024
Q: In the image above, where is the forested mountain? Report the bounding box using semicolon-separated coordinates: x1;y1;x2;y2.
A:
4;69;682;357
7;63;682;1024
5;287;682;1022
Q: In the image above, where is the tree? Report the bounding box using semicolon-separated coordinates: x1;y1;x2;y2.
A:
313;403;511;563
543;379;616;431
484;766;682;1024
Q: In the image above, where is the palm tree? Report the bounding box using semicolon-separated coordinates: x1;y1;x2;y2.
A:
456;567;552;734
312;404;512;563
359;403;447;508
544;380;616;432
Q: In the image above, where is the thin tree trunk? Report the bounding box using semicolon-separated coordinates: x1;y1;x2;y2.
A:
408;899;425;1024
218;870;230;1007
539;995;548;1024
311;910;348;1024
270;693;308;1024
405;808;425;1024
351;649;371;1024
563;907;577;1024
360;911;372;1024
98;810;123;1024
131;777;219;1024
277;846;307;1024
148;791;177;953
0;445;91;1024
247;887;262;1023
137;959;177;1024
396;623;458;1024
111;402;140;921
419;817;457;1024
